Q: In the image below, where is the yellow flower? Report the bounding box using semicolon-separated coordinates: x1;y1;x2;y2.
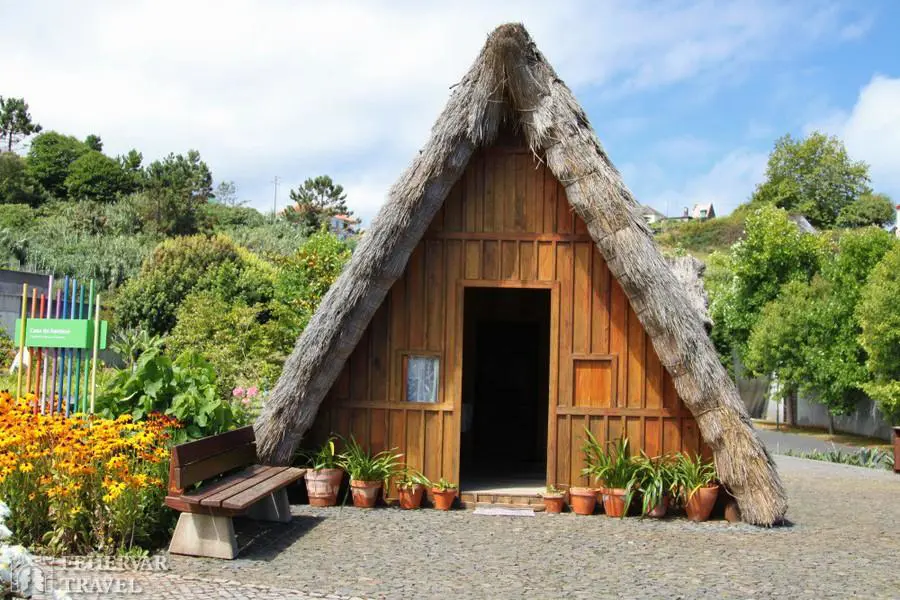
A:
18;463;34;473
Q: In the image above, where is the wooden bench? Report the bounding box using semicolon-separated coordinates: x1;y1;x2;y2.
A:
165;426;306;559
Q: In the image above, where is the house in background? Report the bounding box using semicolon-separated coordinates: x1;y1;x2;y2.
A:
328;214;361;240
638;205;666;225
691;203;716;220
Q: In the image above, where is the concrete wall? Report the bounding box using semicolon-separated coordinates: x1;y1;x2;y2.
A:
758;391;892;441
0;270;51;338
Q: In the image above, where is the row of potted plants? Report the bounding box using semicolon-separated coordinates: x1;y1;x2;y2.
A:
543;433;721;521
301;436;459;509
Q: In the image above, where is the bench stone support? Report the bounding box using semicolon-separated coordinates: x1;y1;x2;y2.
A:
246;489;292;523
168;513;238;560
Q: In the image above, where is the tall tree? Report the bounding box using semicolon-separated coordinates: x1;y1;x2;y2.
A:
751;132;871;229
84;134;103;152
858;244;900;424
25;131;88;199
213;180;242;207
0;152;44;206
0;96;42;152
64;150;132;202
143;150;213;235
835;192;895;228
285;175;350;230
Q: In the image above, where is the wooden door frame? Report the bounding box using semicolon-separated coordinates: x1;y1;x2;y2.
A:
453;280;560;489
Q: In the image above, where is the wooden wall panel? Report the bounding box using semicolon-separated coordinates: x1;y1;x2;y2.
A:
308;146;709;492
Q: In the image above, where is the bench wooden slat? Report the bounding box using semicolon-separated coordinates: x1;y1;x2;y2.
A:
172;426;255;466
179;465;273;504
199;466;288;508
175;443;257;490
221;467;306;511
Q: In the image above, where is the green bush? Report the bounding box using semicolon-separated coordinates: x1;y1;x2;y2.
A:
272;228;351;338
26;131;88;199
167;291;285;397
97;349;238;440
115;234;245;334
656;213;746;257
64;150;132;202
0;153;45;206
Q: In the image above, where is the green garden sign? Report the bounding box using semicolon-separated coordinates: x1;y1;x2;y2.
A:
14;318;108;349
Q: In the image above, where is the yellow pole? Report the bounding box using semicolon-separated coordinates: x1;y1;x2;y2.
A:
15;284;28;400
89;293;101;415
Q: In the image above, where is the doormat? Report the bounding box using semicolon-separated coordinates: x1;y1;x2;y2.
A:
472;507;535;517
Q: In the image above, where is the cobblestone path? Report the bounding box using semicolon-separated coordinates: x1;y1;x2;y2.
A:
35;456;900;599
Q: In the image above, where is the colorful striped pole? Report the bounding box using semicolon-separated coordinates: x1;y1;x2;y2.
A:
15;284;27;401
65;278;76;416
50;288;61;415
80;280;94;414
74;281;85;415
40;275;53;414
25;288;36;400
58;275;69;415
35;293;45;410
89;293;101;415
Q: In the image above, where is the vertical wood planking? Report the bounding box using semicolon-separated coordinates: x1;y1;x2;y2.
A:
424;412;442;482
464;241;481;279
556;180;573;234
349;330;369;404
407;246;426;350
626;304;645;409
610;280;628;407
483;151;495;232
483;240;500;280
591;249;611;354
537;242;554;281
519;241;535;281
556;243;573;407
645;341;663;410
370;303;390;403
501;240;518;279
425;241;445;352
572;242;592;354
542;166;556;234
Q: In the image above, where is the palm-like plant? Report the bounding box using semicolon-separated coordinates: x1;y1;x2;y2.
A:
338;436;403;483
300;437;342;471
632;453;676;516
581;432;637;489
671;453;717;503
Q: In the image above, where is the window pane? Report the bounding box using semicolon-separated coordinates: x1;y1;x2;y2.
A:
406;356;439;403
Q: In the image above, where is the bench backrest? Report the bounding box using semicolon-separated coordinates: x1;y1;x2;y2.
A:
168;426;257;493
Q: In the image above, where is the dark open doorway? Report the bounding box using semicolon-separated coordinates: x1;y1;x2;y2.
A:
460;287;551;488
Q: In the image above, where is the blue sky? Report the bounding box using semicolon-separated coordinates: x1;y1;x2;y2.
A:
4;1;899;222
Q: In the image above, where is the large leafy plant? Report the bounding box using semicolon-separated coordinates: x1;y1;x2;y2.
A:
98;349;234;440
301;437;342;471
632;453;676;516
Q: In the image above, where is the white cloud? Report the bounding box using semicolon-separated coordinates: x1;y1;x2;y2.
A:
643;149;768;217
812;76;900;201
0;0;857;222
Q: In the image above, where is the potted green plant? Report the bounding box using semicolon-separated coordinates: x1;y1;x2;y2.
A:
396;468;430;510
582;432;637;518
431;478;458;510
301;437;344;507
672;453;719;522
339;437;403;508
632;453;675;518
540;485;566;514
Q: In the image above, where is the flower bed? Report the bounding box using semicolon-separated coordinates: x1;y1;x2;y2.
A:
0;392;176;555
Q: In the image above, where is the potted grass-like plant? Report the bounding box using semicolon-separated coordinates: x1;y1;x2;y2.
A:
633;453;675;518
582;432;637;518
540;485;567;514
301;437;344;507
339;437;403;508
396;468;430;510
673;453;719;522
431;478;458;510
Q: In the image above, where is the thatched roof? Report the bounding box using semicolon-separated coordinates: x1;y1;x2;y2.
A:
256;23;787;525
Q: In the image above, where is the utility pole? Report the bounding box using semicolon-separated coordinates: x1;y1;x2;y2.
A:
272;176;279;222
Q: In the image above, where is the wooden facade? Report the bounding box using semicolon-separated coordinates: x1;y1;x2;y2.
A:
308;142;710;489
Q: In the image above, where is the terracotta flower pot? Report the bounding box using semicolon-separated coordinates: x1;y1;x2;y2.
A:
431;488;457;510
305;468;343;506
350;480;382;508
685;484;719;522
645;495;669;518
568;487;597;515
542;494;566;514
893;427;900;474
601;487;629;518
398;484;425;509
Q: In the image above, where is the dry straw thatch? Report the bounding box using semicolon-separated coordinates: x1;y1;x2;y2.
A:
256;23;787;525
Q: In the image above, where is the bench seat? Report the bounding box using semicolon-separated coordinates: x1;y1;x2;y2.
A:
165;426;306;559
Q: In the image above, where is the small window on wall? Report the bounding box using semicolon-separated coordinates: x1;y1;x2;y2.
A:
404;355;440;403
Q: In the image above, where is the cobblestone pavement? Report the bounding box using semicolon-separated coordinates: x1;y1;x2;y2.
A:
37;456;900;599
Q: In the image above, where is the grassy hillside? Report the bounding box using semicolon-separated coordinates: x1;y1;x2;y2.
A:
654;213;746;259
